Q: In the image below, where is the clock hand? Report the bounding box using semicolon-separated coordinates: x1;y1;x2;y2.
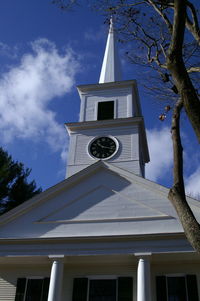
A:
99;144;114;150
102;145;113;149
97;141;105;148
96;141;114;149
97;141;106;148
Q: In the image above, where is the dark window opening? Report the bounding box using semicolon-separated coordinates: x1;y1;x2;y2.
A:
25;279;43;301
89;279;116;301
15;278;50;301
167;277;187;301
156;275;199;301
97;101;114;120
72;277;133;301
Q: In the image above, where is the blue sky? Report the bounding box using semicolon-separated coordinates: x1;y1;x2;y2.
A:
0;1;199;196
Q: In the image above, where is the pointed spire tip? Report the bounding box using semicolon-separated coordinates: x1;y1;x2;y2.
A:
99;16;122;83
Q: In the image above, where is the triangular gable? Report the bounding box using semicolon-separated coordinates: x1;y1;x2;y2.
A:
0;161;198;239
38;184;169;223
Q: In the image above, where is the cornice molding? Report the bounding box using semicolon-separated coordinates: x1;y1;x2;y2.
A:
77;80;137;93
65;117;144;132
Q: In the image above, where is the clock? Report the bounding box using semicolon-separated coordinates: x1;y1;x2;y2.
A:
89;136;118;160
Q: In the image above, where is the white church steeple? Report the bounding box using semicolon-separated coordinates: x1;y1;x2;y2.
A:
99;17;122;83
65;18;149;178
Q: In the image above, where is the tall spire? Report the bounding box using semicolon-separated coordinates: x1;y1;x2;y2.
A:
99;17;122;83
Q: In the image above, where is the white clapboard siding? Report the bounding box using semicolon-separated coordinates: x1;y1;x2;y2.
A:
0;277;16;301
74;133;137;165
117;98;128;118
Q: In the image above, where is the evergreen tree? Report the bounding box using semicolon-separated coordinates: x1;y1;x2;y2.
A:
0;147;42;214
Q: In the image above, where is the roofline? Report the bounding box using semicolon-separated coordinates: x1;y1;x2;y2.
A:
77;80;137;93
0;232;188;243
0;161;108;225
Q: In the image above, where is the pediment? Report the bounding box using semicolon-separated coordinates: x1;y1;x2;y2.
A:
0;161;197;239
37;184;170;224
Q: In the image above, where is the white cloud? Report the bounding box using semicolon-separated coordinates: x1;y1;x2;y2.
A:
146;126;200;197
185;167;200;197
146;127;173;182
0;39;80;153
0;42;18;59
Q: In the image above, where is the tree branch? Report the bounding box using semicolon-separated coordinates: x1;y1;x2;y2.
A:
169;0;186;55
187;66;200;73
147;0;173;34
186;1;200;46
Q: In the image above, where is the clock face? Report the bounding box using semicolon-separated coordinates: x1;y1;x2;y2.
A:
89;136;118;159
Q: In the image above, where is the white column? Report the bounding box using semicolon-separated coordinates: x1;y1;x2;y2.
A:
48;255;64;301
135;254;151;301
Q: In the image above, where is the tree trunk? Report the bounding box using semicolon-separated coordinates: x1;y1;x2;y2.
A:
168;99;200;252
166;0;200;142
169;187;200;253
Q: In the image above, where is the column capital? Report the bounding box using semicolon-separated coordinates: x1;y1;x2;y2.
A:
134;252;152;258
48;255;65;261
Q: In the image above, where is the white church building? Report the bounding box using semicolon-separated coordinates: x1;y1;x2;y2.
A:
0;19;200;301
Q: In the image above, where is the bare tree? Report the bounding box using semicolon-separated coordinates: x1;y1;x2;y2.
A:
53;0;200;252
100;0;200;251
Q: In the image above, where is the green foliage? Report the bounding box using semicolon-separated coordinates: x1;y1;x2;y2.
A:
0;147;42;214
